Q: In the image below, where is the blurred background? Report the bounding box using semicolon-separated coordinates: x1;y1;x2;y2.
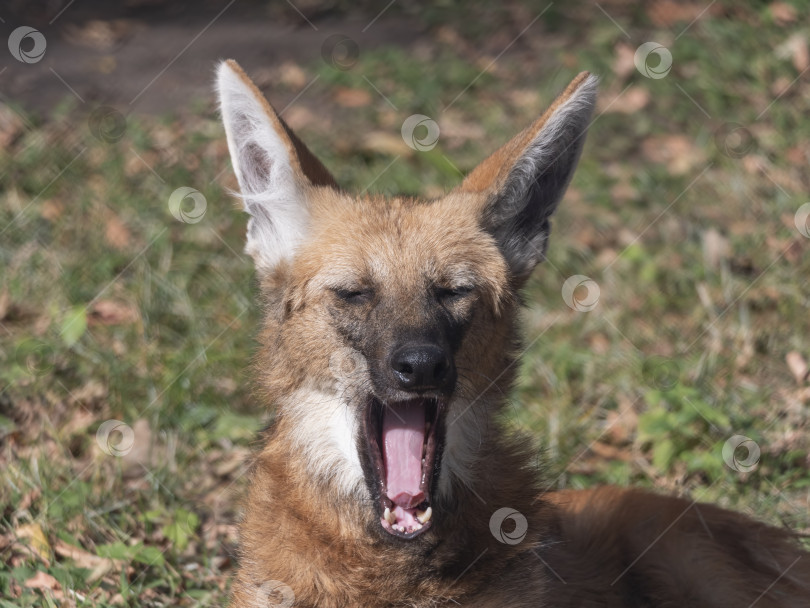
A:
1;0;809;605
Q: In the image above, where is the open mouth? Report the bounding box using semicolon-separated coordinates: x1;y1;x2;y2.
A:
364;397;445;538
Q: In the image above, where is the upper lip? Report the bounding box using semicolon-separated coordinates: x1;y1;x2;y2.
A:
363;395;446;539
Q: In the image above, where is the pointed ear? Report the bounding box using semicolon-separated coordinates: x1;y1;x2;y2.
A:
217;59;338;272
456;72;597;282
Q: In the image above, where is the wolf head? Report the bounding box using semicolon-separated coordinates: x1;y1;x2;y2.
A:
217;60;596;540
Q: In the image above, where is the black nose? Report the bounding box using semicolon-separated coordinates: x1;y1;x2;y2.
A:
390;344;455;392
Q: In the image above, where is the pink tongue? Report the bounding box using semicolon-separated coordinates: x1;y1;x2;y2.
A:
382;401;426;509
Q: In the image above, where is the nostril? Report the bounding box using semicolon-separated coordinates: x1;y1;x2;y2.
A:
433;360;446;379
397;362;414;375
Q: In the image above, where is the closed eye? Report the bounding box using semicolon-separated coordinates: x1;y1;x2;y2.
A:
332;288;374;304
436;285;474;301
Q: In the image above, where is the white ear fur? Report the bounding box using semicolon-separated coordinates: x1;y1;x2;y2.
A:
217;61;309;271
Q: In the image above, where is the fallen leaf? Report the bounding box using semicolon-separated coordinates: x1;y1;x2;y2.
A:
54;540;120;582
770;1;797;25
613;42;636;80
334;87;372;108
105;212;131;250
776;33;810;73
641;134;706;175
23;570;60;591
89;300;139;326
40;199;64;221
16;523;50;563
600;86;650;114
363;132;410;156
647;1;719;27
277;62;308;90
786;351;809;385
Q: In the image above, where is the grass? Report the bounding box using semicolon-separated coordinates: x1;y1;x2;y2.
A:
2;1;809;605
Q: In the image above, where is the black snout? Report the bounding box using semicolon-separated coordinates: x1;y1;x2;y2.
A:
390;344;456;392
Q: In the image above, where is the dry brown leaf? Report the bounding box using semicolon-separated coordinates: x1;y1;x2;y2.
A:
613;42;637;80
641;134;706;175
277;62;308;90
363;132;410;156
283;106;316;132
647;1;718;27
770;2;798;25
334;87;372;108
590;441;632;461
603;86;650;114
24;570;60;591
89;299;139;326
786;351;809;385
40;199;64;221
776;33;810;72
104;212;131;250
54;540;120;582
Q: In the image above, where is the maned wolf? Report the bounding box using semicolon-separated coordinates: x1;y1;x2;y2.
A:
216;60;810;607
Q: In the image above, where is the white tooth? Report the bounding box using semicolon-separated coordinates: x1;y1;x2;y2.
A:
384;507;396;525
417;506;432;524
